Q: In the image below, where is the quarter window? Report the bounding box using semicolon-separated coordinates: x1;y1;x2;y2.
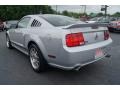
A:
31;19;41;27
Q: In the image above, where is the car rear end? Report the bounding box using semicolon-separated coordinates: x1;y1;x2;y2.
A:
58;23;112;70
40;15;112;70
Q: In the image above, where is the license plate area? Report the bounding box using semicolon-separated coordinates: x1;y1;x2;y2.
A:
95;48;104;59
83;31;104;45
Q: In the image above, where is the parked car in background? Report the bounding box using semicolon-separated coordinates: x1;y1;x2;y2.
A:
4;20;18;30
86;17;103;23
6;14;112;72
108;18;120;32
87;17;117;24
0;20;4;31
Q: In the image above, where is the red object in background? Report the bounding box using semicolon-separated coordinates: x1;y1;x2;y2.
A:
80;15;90;21
109;21;120;29
0;19;4;31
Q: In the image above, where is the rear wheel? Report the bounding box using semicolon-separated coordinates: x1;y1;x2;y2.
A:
6;35;13;49
29;44;48;72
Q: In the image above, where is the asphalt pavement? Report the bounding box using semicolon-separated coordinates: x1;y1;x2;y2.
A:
0;31;120;85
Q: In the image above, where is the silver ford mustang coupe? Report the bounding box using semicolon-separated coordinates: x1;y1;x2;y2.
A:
6;14;112;72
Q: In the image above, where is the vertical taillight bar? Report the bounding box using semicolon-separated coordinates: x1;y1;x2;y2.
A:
104;30;110;40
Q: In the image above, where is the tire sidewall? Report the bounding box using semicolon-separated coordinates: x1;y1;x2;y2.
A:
29;44;47;72
6;35;12;49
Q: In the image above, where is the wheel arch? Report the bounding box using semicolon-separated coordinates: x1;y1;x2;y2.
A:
28;41;37;49
27;40;49;61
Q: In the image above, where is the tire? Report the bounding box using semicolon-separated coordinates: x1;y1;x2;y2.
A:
108;27;113;32
109;29;114;32
29;44;48;72
6;35;13;49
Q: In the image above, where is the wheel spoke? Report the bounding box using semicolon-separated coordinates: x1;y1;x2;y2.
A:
30;47;40;69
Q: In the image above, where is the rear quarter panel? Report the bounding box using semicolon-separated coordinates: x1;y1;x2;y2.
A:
24;22;70;64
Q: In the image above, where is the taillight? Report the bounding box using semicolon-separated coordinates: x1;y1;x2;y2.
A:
66;32;85;47
104;30;110;40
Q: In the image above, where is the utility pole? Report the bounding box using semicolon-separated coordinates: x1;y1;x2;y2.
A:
56;5;58;14
84;5;86;14
105;5;109;17
81;5;86;14
80;5;87;21
101;5;109;18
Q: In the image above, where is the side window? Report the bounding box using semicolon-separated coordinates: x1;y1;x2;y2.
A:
17;17;31;28
31;19;41;27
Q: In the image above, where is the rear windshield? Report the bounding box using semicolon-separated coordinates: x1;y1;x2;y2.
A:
41;15;78;26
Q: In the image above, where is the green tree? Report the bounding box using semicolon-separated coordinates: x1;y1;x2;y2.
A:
62;10;69;16
0;5;55;21
112;12;120;17
96;12;104;17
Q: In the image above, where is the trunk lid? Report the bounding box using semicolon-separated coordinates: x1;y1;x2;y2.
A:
63;23;108;45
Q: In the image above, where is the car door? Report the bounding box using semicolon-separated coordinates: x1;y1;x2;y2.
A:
12;17;31;47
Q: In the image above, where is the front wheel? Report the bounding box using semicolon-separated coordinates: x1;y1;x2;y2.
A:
29;44;48;72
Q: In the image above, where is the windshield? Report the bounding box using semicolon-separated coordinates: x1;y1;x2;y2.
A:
41;15;78;26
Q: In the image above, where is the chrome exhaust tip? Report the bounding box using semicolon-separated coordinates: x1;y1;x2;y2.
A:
74;66;81;71
105;54;111;58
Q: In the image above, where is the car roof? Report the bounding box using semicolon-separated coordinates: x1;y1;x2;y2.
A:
25;14;86;24
26;14;62;18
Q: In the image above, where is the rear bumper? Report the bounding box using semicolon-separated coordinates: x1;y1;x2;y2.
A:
49;38;112;70
50;47;110;70
68;46;110;70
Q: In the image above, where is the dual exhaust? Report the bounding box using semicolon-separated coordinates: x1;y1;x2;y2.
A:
73;54;111;71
